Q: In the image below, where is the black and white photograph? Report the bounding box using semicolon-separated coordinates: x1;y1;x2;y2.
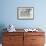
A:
17;7;34;20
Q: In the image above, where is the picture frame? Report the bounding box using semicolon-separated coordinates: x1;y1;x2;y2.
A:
17;7;34;20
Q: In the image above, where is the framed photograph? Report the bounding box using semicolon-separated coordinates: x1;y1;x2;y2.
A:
17;7;34;20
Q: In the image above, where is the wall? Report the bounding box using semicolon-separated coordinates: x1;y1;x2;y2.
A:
0;0;46;29
0;0;46;44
